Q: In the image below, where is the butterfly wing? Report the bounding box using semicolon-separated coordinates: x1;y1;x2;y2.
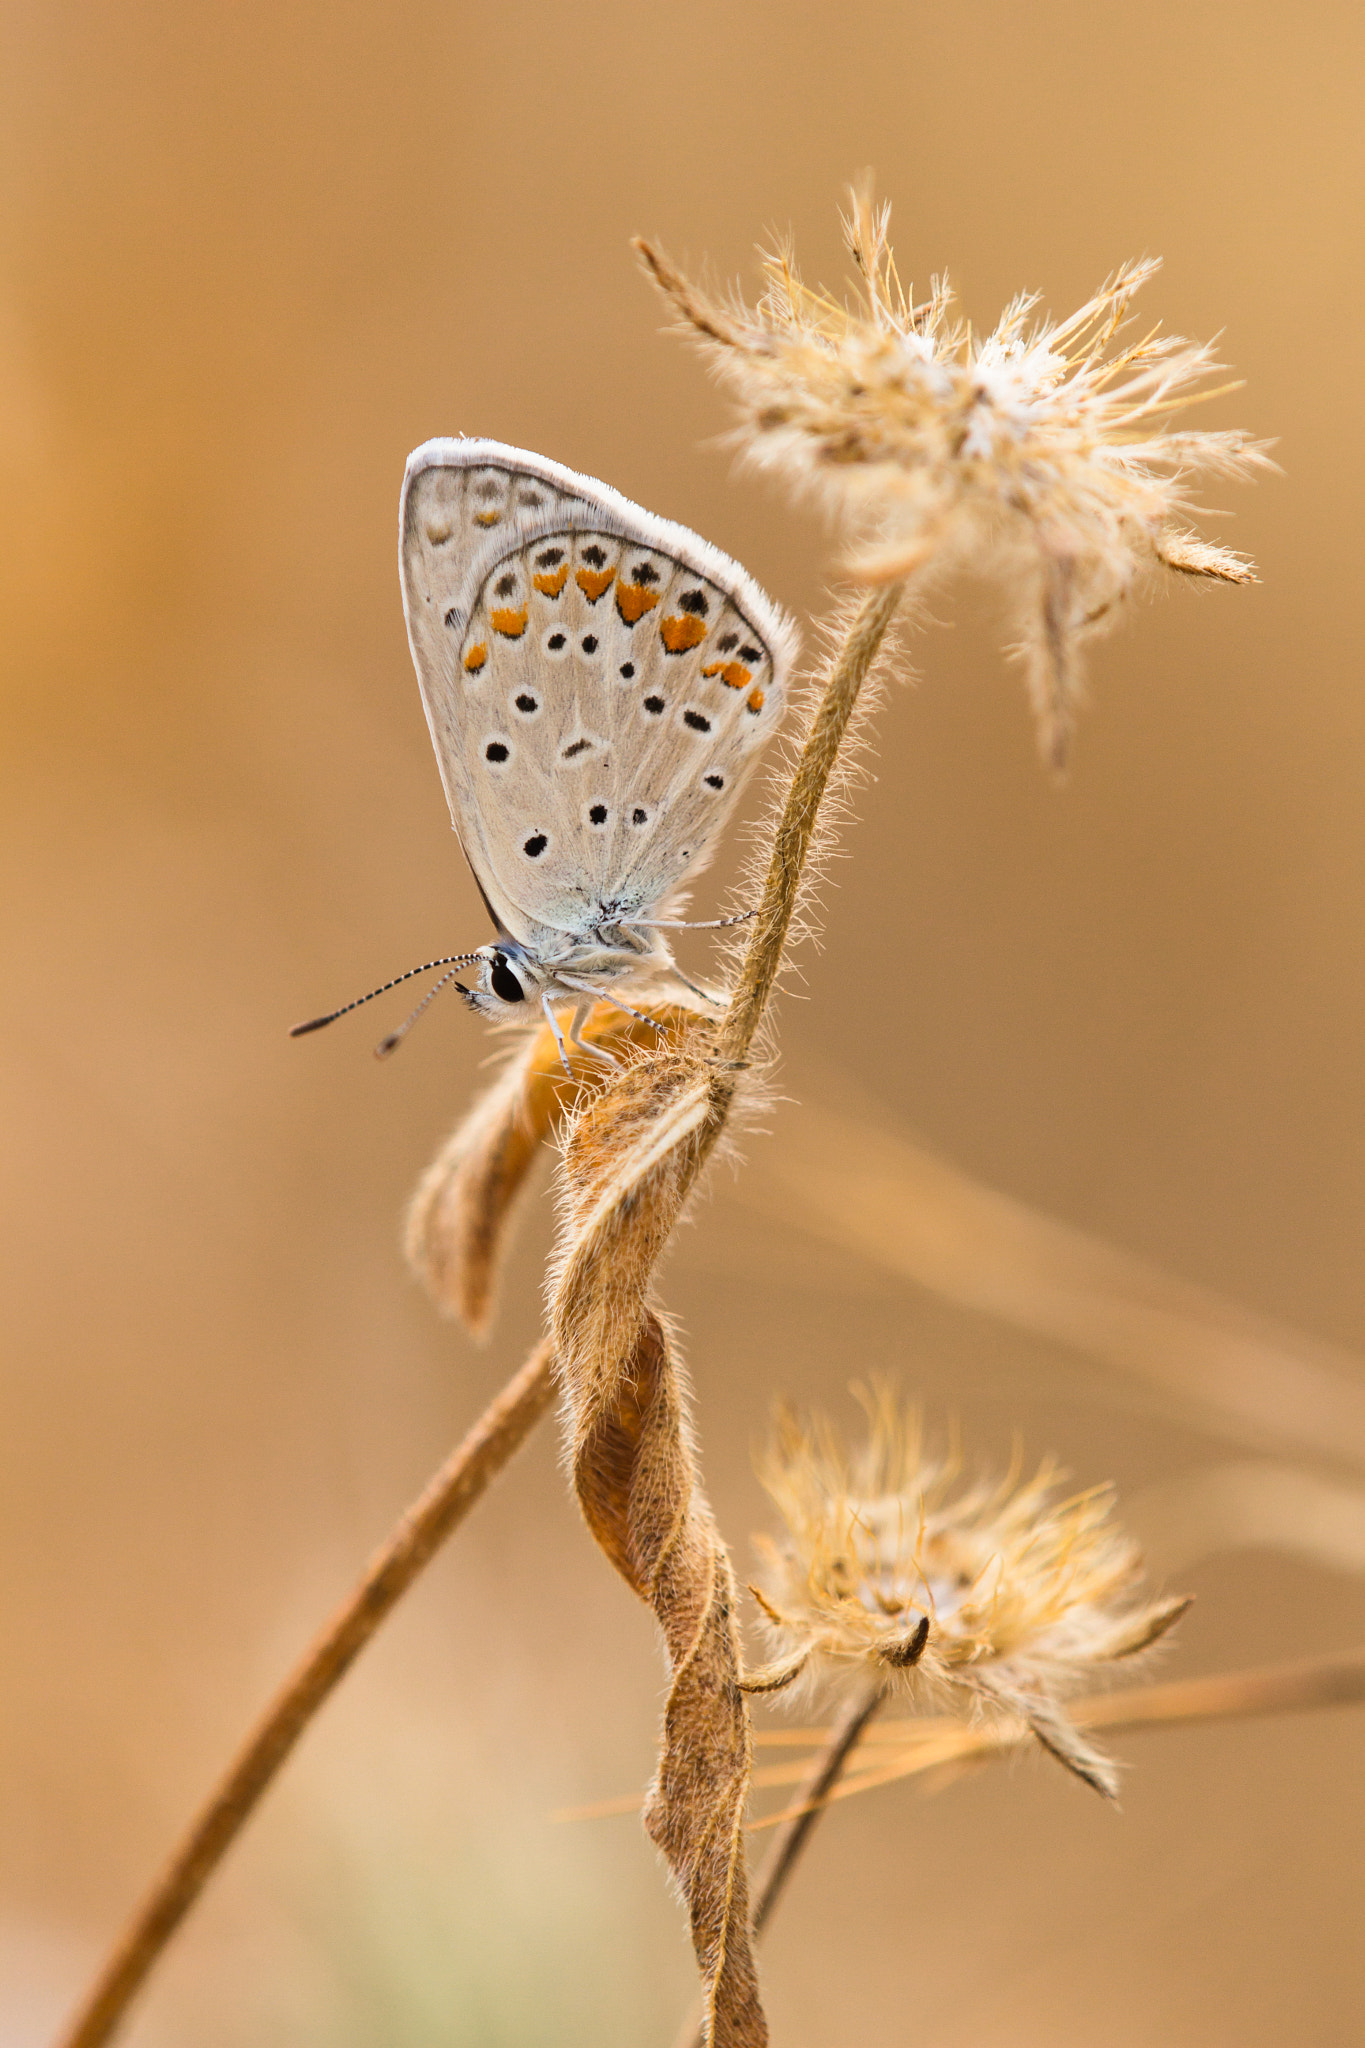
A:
400;440;797;951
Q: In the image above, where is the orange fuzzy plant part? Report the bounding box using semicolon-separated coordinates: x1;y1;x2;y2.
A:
405;1002;706;1336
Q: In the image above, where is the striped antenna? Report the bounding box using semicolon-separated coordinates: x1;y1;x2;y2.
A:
374;962;477;1058
289;954;482;1037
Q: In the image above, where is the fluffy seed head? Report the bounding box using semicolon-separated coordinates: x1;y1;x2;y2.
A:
751;1384;1190;1796
638;186;1272;768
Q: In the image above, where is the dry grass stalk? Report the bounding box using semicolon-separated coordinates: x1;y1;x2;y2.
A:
735;1098;1365;1473
749;1682;884;1935
548;583;905;2046
638;186;1269;768
1130;1460;1365;1577
53;1340;558;2048
749;1644;1365;1821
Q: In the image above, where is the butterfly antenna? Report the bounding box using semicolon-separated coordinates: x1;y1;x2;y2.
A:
374;964;472;1059
289;955;482;1038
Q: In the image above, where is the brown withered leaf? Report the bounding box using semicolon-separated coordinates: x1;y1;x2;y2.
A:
405;1002;704;1337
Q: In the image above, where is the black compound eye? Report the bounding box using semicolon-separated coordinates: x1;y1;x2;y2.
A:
490;954;525;1003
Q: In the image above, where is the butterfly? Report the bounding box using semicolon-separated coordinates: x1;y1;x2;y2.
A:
294;440;796;1067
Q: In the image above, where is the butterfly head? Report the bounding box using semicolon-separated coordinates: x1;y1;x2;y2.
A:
460;941;550;1019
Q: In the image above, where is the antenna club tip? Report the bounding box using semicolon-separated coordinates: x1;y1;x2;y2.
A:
289;1016;331;1038
374;1034;402;1059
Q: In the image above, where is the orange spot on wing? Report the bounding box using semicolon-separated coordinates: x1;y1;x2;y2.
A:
660;614;707;654
575;566;615;602
702;660;752;690
533;565;568;596
747;686;766;712
490;605;529;637
616;581;662;624
463;642;488;673
474;510;501;526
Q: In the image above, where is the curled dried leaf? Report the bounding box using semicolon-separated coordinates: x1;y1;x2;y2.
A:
551;1049;764;2044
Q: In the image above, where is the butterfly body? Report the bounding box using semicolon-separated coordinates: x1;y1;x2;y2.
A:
398;439;797;1060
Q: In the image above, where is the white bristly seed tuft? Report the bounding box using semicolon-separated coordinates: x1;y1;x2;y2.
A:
750;1383;1191;1798
638;186;1272;769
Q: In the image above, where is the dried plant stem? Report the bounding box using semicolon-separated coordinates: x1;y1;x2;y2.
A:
750;1681;884;1933
552;582;904;2047
1075;1645;1365;1735
53;1340;557;2048
717;582;903;1072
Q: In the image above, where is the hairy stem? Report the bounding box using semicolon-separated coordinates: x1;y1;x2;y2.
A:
717;582;903;1071
53;1341;557;2048
750;1682;885;1935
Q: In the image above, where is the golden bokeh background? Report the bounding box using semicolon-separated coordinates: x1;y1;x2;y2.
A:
4;1;1364;2041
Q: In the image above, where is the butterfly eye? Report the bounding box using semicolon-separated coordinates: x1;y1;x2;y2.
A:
490;954;526;1003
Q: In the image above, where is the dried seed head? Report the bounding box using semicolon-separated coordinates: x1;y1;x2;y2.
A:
751;1384;1190;1797
638;185;1272;769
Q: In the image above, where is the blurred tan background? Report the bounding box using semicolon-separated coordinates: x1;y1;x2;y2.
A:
4;0;1365;2041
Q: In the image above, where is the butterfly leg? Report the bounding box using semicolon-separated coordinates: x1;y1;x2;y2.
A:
564;995;623;1069
557;974;670;1041
539;994;578;1078
541;991;620;1074
621;909;758;931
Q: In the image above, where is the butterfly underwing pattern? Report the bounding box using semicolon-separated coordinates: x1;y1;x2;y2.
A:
398;438;798;1066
